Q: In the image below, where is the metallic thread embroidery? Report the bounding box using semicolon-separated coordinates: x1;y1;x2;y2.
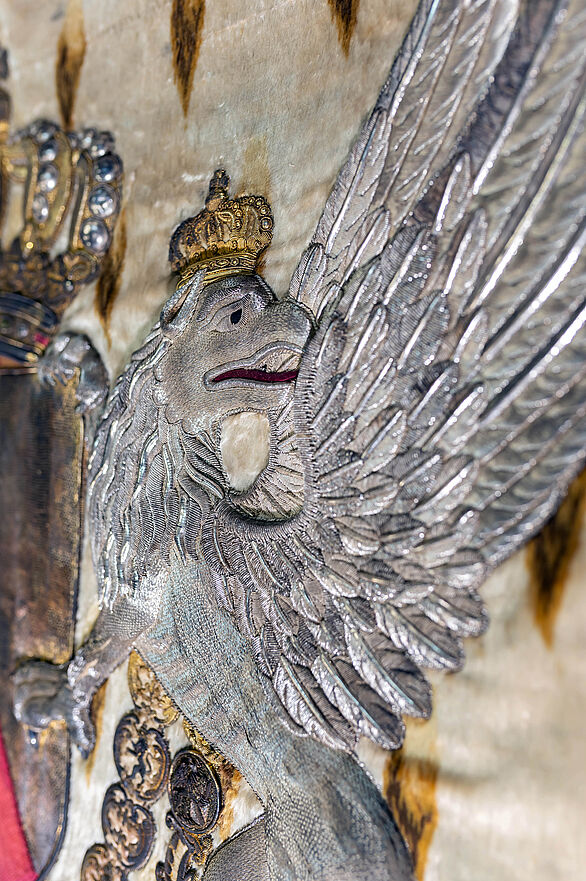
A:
80;652;178;880
13;3;586;878
156;748;222;880
0;119;122;364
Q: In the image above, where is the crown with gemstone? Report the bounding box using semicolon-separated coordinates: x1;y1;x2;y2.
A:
0;108;123;365
168;170;274;287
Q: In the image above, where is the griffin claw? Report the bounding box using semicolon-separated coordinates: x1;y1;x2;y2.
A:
13;660;96;757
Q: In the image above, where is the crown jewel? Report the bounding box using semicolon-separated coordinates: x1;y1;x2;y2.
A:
169;170;274;287
0;96;123;365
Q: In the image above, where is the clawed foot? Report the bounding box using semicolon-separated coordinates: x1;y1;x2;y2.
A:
13;660;96;758
39;332;108;410
38;332;108;444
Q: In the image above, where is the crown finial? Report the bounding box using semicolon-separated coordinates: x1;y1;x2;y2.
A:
169;170;274;288
205;168;230;207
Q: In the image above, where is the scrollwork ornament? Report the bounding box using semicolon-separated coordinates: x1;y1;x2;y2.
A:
155;814;213;881
168;749;222;835
102;783;156;870
156;749;221;881
127;650;179;726
80;843;125;881
113;711;170;804
80;652;176;879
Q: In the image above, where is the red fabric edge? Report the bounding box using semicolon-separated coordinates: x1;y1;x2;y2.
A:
0;720;37;881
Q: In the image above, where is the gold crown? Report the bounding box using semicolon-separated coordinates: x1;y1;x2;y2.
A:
0;111;123;364
168;170;273;287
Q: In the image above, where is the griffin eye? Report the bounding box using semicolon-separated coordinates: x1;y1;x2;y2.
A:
230;308;242;325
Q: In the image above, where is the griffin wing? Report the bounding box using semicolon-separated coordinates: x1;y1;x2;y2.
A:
202;0;586;752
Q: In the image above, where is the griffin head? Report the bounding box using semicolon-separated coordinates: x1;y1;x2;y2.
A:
157;270;313;435
87;176;313;608
158;170;313;475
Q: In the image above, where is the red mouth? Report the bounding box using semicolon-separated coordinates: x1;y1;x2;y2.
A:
212;367;299;383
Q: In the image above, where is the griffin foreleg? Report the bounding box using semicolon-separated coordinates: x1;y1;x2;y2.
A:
14;596;154;757
38;331;109;449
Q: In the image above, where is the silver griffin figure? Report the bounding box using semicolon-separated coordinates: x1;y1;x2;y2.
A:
14;0;586;878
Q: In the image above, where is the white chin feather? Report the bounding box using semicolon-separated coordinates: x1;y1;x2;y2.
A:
220;411;271;492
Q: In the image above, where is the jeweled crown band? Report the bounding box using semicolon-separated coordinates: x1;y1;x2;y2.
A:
178;253;257;288
0;116;123;363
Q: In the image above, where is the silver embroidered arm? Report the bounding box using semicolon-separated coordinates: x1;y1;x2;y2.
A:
39;331;109;447
14;594;158;757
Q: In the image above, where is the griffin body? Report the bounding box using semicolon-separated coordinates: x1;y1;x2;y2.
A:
19;271;413;881
14;1;586;878
89;269;409;881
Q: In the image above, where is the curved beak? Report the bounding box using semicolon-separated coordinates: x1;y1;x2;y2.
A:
204;300;312;389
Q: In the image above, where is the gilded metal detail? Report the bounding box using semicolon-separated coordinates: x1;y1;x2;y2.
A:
80;652;175;880
182;720;233;775
169;750;222;835
128;649;179;727
156;749;222;881
168;169;273;287
79;843;125;881
156;813;214;881
102;783;156;868
81;652;225;881
114;713;170;804
0;107;123;363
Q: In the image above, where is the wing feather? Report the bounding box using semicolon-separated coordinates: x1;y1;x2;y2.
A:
291;0;511;321
273;659;356;751
202;0;586;754
312;656;406;749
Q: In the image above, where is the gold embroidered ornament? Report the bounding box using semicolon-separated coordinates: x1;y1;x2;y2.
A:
168;169;273;288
